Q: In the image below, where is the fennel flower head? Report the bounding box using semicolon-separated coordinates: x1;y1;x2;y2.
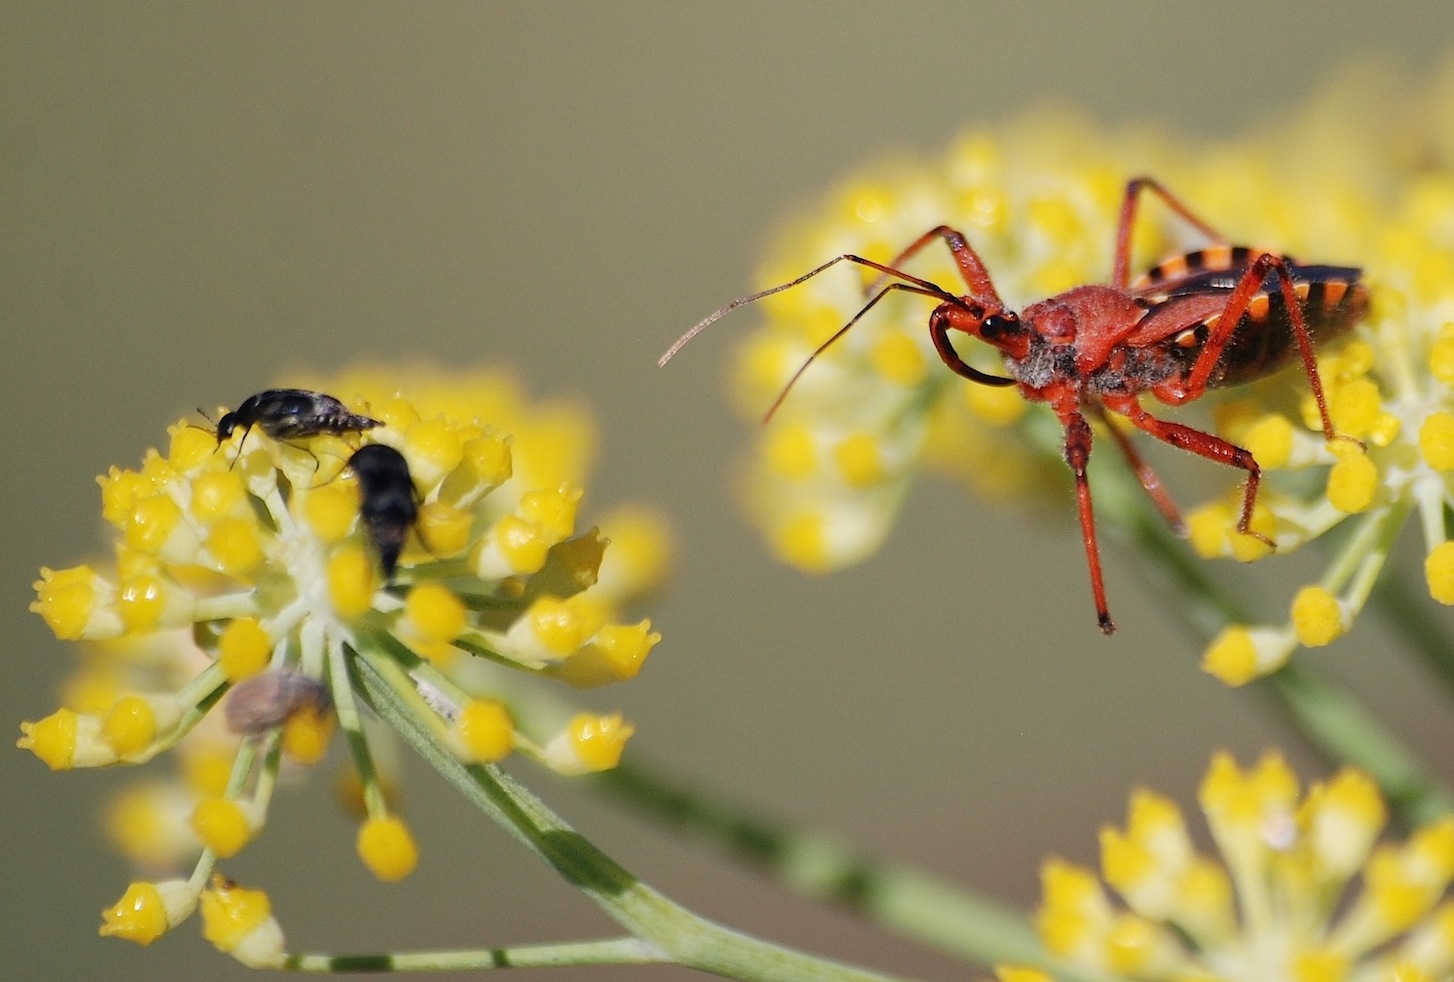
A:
719;64;1454;673
21;365;667;962
1009;751;1454;982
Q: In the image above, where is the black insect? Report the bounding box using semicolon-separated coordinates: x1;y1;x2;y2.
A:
347;443;419;579
224;668;331;735
213;389;381;454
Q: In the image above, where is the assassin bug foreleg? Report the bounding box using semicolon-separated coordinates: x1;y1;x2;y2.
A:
662;177;1368;634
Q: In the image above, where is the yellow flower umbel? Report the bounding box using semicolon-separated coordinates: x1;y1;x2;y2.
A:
1032;750;1454;982
703;70;1451;652
21;367;665;958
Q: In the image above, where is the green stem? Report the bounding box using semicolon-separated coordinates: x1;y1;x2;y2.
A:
348;653;914;982
285;937;671;973
595;762;1120;982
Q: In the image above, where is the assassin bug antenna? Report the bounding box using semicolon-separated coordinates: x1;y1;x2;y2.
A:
665;176;1368;634
660;254;1014;423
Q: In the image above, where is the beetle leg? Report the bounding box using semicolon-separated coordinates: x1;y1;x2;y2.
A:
1089;403;1186;536
1106;398;1271;549
1058;408;1116;634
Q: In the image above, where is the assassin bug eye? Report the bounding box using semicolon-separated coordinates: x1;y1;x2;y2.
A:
980;312;1018;340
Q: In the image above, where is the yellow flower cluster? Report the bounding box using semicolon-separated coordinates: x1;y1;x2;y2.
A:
1021;751;1454;982
20;367;668;960
715;64;1454;666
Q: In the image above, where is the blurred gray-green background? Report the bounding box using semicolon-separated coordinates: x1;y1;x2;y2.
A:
3;5;1450;980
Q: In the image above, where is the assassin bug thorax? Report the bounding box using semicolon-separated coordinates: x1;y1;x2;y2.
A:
661;177;1369;634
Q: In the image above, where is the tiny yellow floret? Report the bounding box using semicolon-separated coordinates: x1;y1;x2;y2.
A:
404;582;467;645
217;617;272;682
104;783;199;868
1229;507;1278;562
1243;413;1295;469
31;565;112;640
191;798;255;858
964;381;1027;427
207;517;264;576
525;595;606;657
1292;585;1345;647
834;432;888;487
281;704;334;765
870;330;927;386
462;432;514;489
1202;627;1253;690
1327;453;1379;513
763;423;818;480
480;514;550;576
1328;377;1385;437
775;511;830;571
357;815;419;882
124;494;185;554
301;482;359;543
17;708;79;770
588;621;660;680
169;422;218;469
456;699;514;762
189;470;247;523
1186;503;1235;559
200;876;285;968
101;696;157;756
116;572;166;632
1426;542;1454;605
404;417;464;485
99;881;178;946
565;712;634;772
417;501;472;556
519;484;582;543
1419;411;1454;470
327;545;377;618
596;504;674;597
1104;912;1161;974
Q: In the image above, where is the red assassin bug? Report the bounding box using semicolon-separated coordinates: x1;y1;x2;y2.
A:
660;177;1368;634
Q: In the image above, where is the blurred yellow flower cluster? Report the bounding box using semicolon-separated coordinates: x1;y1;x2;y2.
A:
21;367;668;961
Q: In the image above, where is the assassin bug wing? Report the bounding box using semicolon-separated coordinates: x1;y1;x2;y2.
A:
1127;253;1368;389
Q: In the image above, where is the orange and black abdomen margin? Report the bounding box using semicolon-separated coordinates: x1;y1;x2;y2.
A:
1136;257;1368;390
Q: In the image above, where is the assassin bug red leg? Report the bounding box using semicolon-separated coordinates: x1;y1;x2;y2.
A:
661;177;1369;634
